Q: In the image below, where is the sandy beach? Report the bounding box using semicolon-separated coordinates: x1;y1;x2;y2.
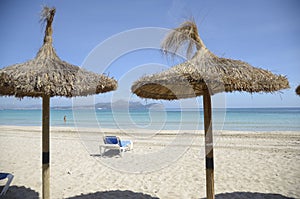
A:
0;125;299;199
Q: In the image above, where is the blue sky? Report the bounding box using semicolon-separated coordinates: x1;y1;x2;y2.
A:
0;0;299;108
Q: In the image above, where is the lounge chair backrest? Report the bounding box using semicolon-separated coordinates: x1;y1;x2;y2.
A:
0;173;14;196
104;136;120;145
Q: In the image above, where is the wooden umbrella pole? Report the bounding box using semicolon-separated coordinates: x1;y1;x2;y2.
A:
203;87;214;199
42;95;50;199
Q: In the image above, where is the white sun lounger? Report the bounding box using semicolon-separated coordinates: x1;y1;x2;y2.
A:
0;173;14;196
99;136;133;157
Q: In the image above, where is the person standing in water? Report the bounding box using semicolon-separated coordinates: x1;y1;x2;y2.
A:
64;115;67;123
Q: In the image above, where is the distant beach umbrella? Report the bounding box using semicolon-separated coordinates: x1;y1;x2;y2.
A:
131;20;289;199
296;85;300;96
0;7;117;199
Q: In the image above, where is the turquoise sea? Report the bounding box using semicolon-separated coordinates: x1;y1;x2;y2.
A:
0;108;299;131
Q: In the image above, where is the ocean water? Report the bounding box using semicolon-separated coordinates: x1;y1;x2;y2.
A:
0;108;299;131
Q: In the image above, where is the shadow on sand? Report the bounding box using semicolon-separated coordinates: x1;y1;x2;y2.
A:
0;185;39;199
90;149;123;158
66;191;295;199
67;190;158;199
1;186;295;199
201;192;295;199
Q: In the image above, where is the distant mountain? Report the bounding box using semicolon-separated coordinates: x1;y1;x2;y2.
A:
95;100;159;110
1;100;160;110
0;104;42;110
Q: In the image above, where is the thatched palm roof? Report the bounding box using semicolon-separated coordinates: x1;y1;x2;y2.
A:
0;7;117;98
0;7;117;199
131;21;289;100
296;85;300;96
132;20;290;199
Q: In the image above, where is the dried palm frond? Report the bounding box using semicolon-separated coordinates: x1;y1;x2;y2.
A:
39;6;56;44
132;20;290;100
40;6;55;22
0;6;117;98
161;20;206;59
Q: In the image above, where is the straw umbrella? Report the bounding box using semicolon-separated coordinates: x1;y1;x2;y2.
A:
296;85;300;96
131;21;289;199
0;7;117;199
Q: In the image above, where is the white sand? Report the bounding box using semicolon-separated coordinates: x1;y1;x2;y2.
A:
0;125;299;199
